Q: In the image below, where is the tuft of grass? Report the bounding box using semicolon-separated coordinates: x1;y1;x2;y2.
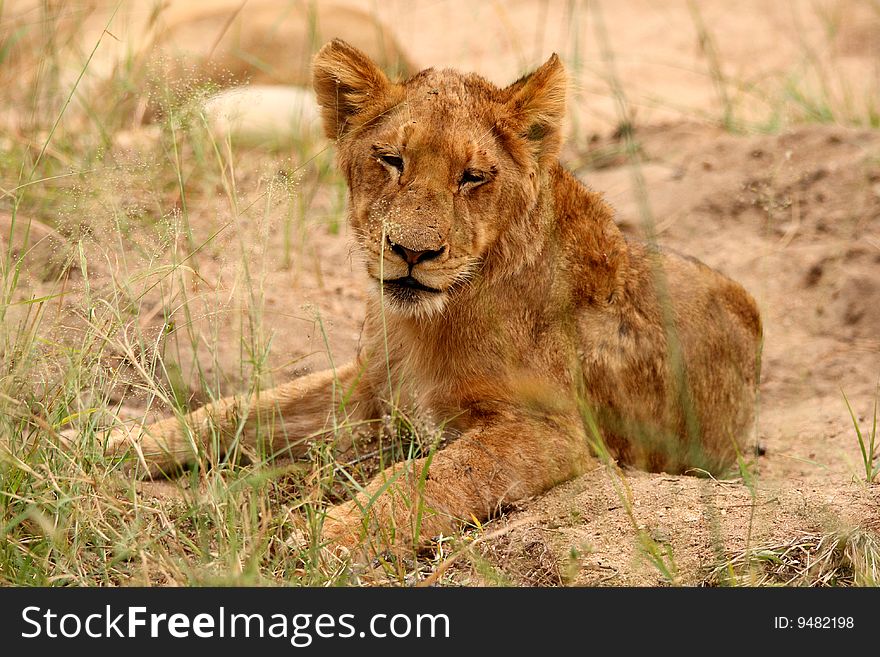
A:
843;388;879;484
686;0;736;132
706;529;880;587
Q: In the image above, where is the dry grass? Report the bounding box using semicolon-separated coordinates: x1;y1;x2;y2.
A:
705;529;880;587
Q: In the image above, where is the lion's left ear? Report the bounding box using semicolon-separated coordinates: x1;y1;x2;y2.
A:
312;39;404;140
502;54;566;162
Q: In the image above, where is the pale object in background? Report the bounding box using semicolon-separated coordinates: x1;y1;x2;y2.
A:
145;0;415;88
201;84;324;149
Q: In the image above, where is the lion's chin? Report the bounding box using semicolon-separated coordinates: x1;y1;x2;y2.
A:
373;279;447;319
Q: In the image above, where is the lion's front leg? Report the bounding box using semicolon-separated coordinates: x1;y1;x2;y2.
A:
102;360;370;476
320;406;596;553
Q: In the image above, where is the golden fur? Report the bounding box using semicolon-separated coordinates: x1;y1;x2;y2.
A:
99;40;762;552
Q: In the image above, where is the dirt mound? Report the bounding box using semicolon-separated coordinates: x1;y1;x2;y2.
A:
456;468;878;586
587;124;880;344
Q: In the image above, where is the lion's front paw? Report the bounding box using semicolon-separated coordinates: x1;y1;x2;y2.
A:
60;423;169;477
283;507;355;570
103;424;146;456
320;500;364;551
57;424;140;455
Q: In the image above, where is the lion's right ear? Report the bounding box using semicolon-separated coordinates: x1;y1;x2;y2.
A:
312;39;402;140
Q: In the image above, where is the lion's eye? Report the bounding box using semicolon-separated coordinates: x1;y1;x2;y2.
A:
459;169;487;188
378;154;404;172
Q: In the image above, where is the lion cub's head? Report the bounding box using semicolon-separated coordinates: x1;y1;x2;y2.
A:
312;40;566;318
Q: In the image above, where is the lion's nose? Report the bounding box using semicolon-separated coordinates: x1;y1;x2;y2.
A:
388;238;447;266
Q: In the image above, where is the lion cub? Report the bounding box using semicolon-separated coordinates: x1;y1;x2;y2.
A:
101;40;762;551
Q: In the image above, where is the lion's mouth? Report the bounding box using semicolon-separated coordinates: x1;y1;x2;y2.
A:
381;276;441;294
372;275;448;317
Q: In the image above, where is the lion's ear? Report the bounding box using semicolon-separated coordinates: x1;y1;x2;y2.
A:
502;54;566;161
312;39;402;140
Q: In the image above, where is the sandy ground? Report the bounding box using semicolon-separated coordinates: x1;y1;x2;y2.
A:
3;0;879;585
